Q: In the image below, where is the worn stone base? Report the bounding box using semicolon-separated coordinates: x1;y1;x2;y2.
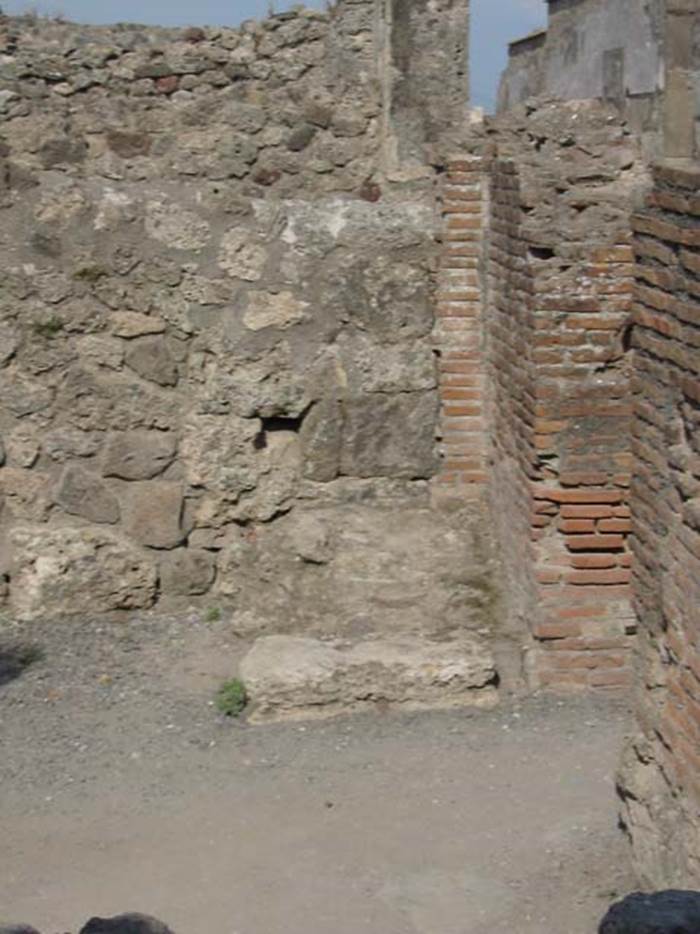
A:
239;633;498;722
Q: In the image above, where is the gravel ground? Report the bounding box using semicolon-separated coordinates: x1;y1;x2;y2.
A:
0;611;636;934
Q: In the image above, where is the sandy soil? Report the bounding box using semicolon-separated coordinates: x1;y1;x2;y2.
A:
0;611;636;934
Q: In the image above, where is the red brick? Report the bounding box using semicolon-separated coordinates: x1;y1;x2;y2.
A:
533;489;626;505
533;621;583;640
566;569;632;586
570;554;618;569
559;519;596;533
588;668;633;688
561;505;616;519
565;534;626;551
597;518;632;533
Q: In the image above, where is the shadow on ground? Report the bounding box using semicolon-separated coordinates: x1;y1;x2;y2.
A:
0;642;43;687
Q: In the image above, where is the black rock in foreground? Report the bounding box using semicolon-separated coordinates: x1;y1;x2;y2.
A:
600;890;700;933
80;914;174;934
0;926;42;934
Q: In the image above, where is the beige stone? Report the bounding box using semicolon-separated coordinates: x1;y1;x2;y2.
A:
9;525;157;621
6;425;40;468
240;634;498;722
145;200;210;251
77;335;124;370
243;290;308;331
110;312;166;339
0;468;51;522
218;228;267;281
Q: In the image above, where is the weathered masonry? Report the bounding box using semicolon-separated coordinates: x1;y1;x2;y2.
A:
0;0;472;621
438;0;700;889
0;0;699;892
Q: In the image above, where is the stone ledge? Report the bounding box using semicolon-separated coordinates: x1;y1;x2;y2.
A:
240;633;499;723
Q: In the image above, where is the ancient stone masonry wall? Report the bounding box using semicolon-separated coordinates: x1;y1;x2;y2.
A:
618;164;700;887
0;0;472;623
474;100;651;688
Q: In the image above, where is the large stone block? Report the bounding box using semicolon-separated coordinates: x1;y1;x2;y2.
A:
299;398;342;482
0;468;51;522
340;392;439;479
102;431;177;480
54;465;120;524
181;412;261;496
159;548;216;596
240;634;498;722
9;526;157;620
122;482;186;549
80;914;174;934
124;336;178;387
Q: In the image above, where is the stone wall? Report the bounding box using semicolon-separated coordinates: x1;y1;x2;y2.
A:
617;163;700;887
498;0;700;161
0;0;471;621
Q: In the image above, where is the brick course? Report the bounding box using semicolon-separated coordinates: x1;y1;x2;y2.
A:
618;164;700;887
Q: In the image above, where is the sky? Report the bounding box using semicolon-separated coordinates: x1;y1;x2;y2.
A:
0;0;547;111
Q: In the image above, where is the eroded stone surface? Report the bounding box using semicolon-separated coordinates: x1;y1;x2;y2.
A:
9;526;157;620
240;633;498;722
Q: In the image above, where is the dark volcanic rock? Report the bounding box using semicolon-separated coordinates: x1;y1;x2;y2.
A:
80;913;174;934
599;890;700;933
0;926;42;934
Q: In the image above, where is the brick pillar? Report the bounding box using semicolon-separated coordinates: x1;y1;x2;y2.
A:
433;156;487;496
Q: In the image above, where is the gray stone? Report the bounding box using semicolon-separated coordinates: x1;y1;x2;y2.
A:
0;323;19;366
240;634;498;722
0;925;42;934
6;426;40;468
102;431;177;481
43;428;103;462
122;481;185;549
39;135;88;168
338;335;436;394
159;548;216;595
287;123;317;152
340;393;439;479
125;337;178;387
599;890;700;933
54;465;120;524
9;526;157;621
80;913;174;934
106;130;152;158
0;373;52;418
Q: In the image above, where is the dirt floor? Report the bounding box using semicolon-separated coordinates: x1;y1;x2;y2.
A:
0;611;636;934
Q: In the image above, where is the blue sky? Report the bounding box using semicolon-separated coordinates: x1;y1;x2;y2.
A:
1;0;547;111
